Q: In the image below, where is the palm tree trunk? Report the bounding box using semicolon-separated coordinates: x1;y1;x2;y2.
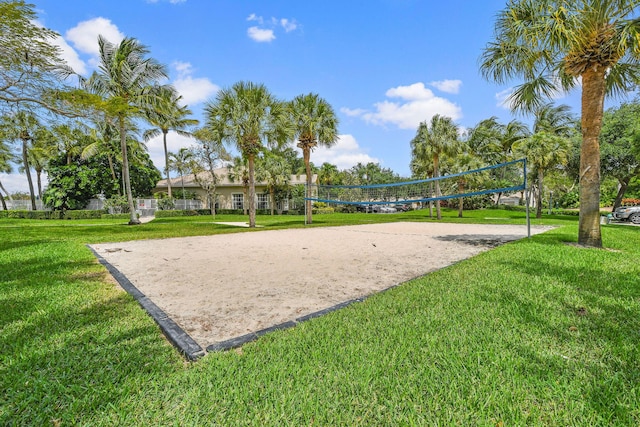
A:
270;188;275;215
536;169;544;219
21;137;37;211
107;154;119;195
434;154;441;220
181;174;185;209
36;168;43;201
120;115;140;225
578;69;605;247
612;178;629;211
0;180;13;202
248;153;256;227
458;179;464;218
0;190;6;210
163;130;172;198
303;147;313;224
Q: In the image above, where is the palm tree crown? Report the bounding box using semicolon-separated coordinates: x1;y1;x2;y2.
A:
205;81;291;227
288;93;339;224
83;36;168;224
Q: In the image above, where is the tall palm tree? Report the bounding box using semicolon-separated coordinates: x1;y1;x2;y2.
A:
0;111;40;210
28;127;57;200
288;93;339;224
51;122;89;166
205;81;291;227
82;117;122;193
257;152;291;215
480;0;640;247
0;140;14;210
469;117;530;204
411;115;460;219
83;36;168;225
169;147;193;204
143;87;199;198
514;131;572;218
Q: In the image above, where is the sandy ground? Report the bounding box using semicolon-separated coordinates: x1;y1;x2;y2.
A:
90;222;551;349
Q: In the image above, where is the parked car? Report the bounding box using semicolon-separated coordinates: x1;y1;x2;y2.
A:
612;205;640;224
379;205;397;213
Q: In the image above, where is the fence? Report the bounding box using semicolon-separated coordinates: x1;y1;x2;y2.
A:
0;198;204;216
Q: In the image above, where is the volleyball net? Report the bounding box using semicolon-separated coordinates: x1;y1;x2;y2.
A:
306;158;527;206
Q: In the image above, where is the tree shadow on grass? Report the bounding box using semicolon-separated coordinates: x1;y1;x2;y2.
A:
486;248;640;423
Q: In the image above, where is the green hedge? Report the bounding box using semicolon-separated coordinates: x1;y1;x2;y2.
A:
0;210;103;219
155;209;212;218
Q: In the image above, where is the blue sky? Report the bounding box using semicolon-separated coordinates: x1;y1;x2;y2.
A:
4;0;589;193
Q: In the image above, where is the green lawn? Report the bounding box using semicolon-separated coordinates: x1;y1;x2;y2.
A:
1;209;639;425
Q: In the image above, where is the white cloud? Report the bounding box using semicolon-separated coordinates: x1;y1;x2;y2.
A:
65;17;125;58
171;61;219;106
312;134;379;170
0;172;39;195
344;82;462;130
247;13;263;24
145;131;196;174
385;82;435;101
495;88;514;109
280;18;298;32
51;34;87;75
430;79;462;94
247;26;276;43
246;14;299;42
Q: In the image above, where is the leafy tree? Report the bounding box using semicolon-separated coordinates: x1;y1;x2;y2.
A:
143;87;198;198
127;150;161;198
83;36;168;225
205;81;292;227
257;152;291;215
0;1;76;116
600;101;640;210
288;93;339;224
42;155;102;211
480;0;640;247
189;127;231;216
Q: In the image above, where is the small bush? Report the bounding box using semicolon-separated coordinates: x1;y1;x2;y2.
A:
621;198;640;206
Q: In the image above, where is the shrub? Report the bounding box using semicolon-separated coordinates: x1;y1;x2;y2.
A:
104;195;130;214
157;197;176;210
621;198;640;206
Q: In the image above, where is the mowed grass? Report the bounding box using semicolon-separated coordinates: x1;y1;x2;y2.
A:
1;210;639;425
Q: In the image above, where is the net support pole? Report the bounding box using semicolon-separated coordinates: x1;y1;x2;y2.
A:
524;158;531;238
304;183;308;225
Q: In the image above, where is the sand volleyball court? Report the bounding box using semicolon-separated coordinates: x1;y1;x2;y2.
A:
90;222;551;358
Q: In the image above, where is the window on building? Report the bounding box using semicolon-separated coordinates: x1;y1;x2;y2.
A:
232;193;244;210
257;193;269;210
